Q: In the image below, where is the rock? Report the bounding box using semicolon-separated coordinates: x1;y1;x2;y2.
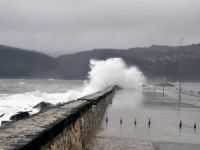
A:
10;112;30;121
1;121;12;126
33;102;53;111
0;114;5;118
55;103;64;107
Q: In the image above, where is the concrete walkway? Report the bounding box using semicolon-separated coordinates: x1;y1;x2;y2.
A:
90;136;155;150
90;88;200;150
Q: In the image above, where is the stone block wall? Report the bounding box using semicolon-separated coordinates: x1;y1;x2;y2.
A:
0;86;117;150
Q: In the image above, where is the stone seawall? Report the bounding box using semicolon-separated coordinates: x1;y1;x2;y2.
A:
0;86;117;150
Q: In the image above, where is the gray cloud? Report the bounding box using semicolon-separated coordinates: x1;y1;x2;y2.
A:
0;0;199;56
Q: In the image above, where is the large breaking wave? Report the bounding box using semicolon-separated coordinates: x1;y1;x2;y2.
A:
0;58;145;124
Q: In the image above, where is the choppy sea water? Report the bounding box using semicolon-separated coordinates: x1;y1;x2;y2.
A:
0;79;83;124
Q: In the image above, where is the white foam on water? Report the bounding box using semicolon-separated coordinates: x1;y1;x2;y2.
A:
0;90;82;123
81;58;145;96
0;58;145;124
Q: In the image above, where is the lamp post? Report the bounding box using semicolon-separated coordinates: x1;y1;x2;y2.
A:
178;38;183;106
163;75;165;96
178;59;182;106
152;59;156;92
162;50;166;97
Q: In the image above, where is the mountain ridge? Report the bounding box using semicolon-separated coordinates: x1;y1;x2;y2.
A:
0;43;200;80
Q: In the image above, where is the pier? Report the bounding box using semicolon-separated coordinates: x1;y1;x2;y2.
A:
0;86;117;150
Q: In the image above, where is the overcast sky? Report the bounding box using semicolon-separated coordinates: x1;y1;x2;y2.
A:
0;0;199;56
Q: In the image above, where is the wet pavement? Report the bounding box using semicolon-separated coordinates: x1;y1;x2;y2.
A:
90;136;154;150
90;87;200;150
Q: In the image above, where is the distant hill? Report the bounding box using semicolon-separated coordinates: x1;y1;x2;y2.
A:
57;44;200;81
0;43;200;80
0;45;61;78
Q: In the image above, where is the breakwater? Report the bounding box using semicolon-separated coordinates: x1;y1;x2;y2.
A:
0;86;117;150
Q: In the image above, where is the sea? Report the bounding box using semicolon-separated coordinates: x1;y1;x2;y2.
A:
0;79;84;124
